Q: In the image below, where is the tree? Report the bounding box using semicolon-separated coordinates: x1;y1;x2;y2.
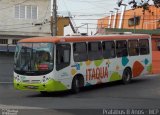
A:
153;0;160;8
117;0;123;7
117;0;160;9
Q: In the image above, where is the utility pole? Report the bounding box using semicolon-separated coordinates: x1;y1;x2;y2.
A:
108;11;113;28
113;8;119;28
118;4;127;29
134;12;136;33
51;0;57;36
86;23;88;35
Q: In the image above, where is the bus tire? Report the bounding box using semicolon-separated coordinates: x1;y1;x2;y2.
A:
72;77;80;94
122;68;132;84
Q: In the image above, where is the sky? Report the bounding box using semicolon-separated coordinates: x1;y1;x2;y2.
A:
57;0;154;35
57;0;128;35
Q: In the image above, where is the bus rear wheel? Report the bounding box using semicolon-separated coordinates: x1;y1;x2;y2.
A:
122;68;132;84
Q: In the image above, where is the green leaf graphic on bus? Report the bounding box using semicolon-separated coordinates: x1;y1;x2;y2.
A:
109;72;121;81
94;59;103;67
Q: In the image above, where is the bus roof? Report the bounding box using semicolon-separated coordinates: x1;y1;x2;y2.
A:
18;34;150;43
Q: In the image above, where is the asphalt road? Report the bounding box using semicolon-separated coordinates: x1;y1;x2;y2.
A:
0;53;14;82
0;54;160;115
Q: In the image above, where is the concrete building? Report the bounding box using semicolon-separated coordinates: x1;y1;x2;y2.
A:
98;5;160;30
97;5;160;74
0;0;70;52
97;5;160;51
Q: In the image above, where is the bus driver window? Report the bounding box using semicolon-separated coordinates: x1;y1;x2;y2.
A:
36;51;50;70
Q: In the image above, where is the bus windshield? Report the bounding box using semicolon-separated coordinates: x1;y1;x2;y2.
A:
14;42;54;75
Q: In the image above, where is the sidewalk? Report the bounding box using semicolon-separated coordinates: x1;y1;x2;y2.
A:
152;51;160;74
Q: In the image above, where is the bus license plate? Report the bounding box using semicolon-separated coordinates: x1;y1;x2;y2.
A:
26;85;38;89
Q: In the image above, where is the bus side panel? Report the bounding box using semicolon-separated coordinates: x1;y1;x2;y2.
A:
53;36;152;90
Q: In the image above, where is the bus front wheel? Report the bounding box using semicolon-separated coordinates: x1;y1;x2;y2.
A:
122;68;132;84
72;77;80;94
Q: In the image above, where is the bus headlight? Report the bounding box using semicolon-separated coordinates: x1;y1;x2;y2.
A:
41;76;50;83
15;75;21;82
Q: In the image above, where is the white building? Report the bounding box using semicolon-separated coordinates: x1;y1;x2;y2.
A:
0;0;51;52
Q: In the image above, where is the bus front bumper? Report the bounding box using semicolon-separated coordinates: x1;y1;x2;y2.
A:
14;79;68;92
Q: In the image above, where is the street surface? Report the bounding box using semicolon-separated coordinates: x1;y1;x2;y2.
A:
0;53;160;115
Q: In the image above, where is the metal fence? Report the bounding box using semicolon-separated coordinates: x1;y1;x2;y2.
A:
0;44;16;53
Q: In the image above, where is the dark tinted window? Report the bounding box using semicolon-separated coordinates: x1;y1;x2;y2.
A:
0;39;8;44
139;39;149;55
56;44;71;71
128;16;141;26
116;40;128;57
88;42;103;60
128;40;139;56
12;39;19;45
73;42;88;62
102;41;115;59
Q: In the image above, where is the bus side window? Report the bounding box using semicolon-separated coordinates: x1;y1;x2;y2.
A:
139;39;149;55
102;41;115;59
73;42;88;62
116;40;128;57
88;42;103;60
128;40;139;56
56;44;71;71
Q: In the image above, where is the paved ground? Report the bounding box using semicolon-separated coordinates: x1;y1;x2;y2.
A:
0;54;160;115
0;53;14;82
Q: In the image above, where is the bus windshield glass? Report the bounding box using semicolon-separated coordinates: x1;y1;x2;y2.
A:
14;42;54;75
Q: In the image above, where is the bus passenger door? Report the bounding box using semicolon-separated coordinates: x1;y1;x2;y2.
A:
56;43;71;71
55;43;72;89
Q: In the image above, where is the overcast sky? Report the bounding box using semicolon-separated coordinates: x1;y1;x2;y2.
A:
57;0;154;35
57;0;128;35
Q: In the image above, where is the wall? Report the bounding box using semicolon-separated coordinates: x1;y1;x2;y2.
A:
98;5;160;30
57;17;70;36
152;51;160;74
122;6;160;30
0;0;51;35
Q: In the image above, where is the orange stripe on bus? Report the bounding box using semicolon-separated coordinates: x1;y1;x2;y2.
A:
18;35;150;43
19;37;60;43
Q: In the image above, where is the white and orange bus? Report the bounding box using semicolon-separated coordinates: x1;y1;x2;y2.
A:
13;34;152;93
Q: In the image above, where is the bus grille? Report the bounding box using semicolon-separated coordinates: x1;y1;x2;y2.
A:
22;80;40;84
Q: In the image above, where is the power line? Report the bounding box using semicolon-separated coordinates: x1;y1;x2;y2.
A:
0;25;36;31
58;11;107;16
0;0;50;30
0;23;33;27
42;0;50;23
1;18;157;30
62;0;70;13
0;0;31;11
0;21;52;31
76;26;98;30
73;18;160;20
